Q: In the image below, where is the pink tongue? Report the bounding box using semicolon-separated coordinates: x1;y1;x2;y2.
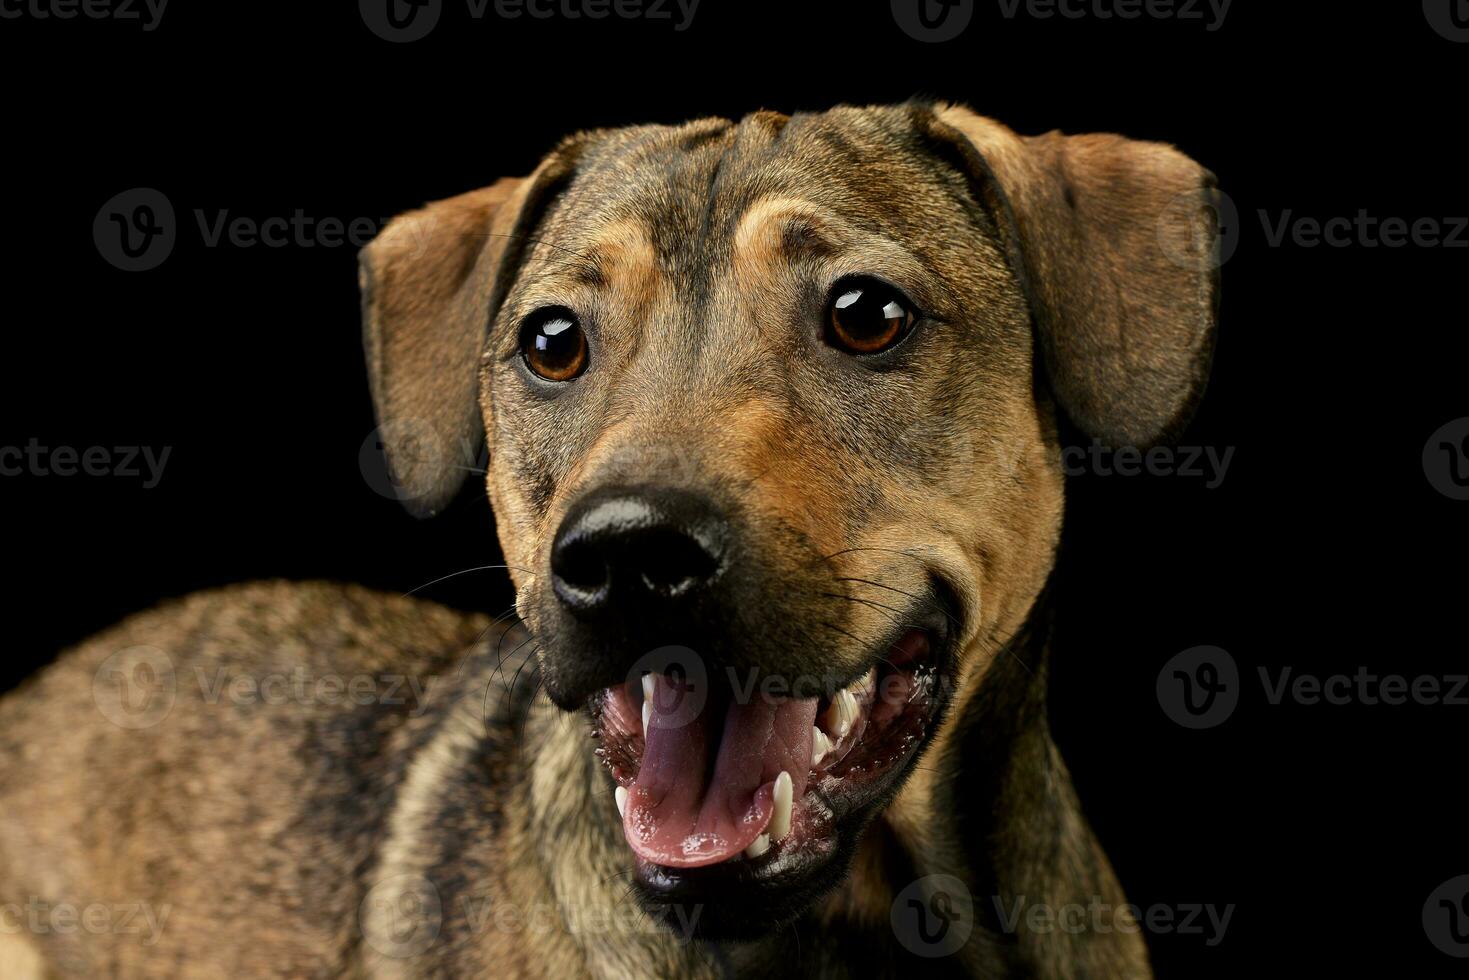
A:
622;676;816;867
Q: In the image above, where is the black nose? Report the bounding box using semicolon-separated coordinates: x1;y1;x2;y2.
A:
550;486;729;622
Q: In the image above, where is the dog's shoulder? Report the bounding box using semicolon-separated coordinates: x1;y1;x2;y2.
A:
0;579;497;777
0;580;534;977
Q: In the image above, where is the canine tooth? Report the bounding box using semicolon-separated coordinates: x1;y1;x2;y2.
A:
615;786;628;817
744;833;770;859
641;673;656;704
819;696;840;736
823;689;858;738
811;726;831;767
641;700;651;738
771;771;793;841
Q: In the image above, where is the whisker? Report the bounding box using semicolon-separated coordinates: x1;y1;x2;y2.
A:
492;630;538;694
467;231;593;262
401;563;536;598
833;576;923;602
451;604;520;681
814;546;925;566
820;621;863;646
834;576;965;632
508;644;541;699
817;591;912;628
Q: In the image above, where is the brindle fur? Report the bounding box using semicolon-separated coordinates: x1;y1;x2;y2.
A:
0;102;1217;977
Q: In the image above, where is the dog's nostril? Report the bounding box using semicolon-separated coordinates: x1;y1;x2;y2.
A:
552;540;609;594
638;527;720;597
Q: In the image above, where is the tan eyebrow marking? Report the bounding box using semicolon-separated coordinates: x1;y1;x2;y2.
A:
552;217;661;305
731;197;845;272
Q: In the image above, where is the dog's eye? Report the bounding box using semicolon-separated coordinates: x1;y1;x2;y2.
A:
824;277;917;355
519;307;588;382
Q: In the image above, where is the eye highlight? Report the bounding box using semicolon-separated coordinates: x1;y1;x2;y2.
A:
824;277;918;355
519;306;588;382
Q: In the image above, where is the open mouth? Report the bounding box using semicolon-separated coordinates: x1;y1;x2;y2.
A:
588;609;953;927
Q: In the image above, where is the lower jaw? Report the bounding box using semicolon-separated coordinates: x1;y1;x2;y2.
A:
626;748;929;941
630;832;853;941
589;629;949;934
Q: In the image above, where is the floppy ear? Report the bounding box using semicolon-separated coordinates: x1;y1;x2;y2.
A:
360;153;575;517
926;104;1220;446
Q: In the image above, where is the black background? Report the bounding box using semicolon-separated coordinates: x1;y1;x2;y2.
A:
1;1;1464;975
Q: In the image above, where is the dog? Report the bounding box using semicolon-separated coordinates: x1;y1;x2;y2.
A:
0;102;1218;978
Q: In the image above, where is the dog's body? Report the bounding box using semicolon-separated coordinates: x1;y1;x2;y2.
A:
0;103;1217;978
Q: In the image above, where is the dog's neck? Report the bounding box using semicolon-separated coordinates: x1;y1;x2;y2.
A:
876;598;1146;976
522;591;1147;978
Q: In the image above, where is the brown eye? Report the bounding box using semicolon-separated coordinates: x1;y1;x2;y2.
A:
519;307;588;382
825;277;918;354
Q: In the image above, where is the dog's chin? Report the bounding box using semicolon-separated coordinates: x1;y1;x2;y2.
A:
582;612;956;942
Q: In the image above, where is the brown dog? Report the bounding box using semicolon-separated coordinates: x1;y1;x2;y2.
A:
0;102;1217;977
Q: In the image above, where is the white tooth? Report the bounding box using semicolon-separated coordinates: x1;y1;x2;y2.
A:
820;695;840;736
823;689;857;739
615;786;628;817
771;771;793;841
744;833;770;859
641;700;651;738
811;726;830;767
641;673;656;704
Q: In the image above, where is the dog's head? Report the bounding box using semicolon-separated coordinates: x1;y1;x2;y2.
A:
361;103;1217;936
